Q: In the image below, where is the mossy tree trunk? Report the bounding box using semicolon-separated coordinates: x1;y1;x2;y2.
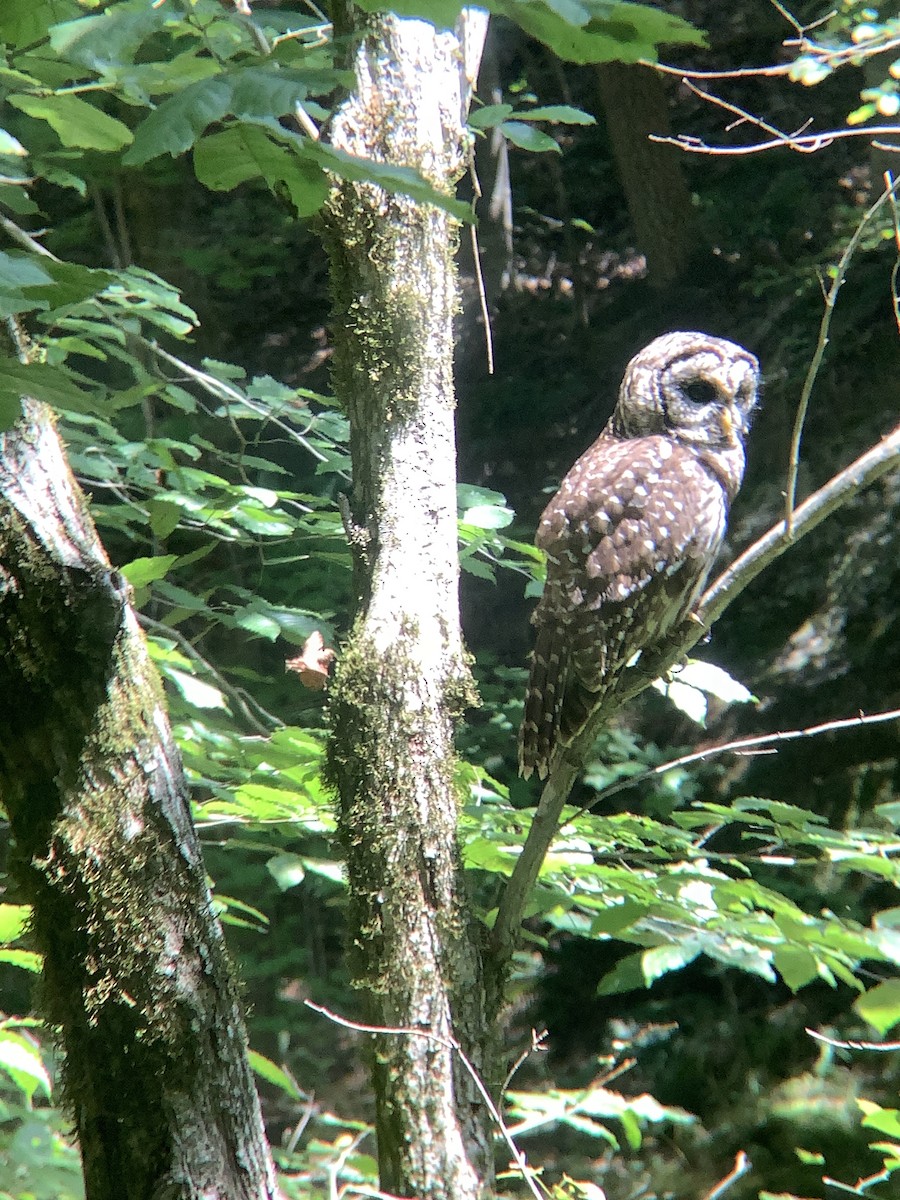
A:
0;395;280;1200
322;8;492;1198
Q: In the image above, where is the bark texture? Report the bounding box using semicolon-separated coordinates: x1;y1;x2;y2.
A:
597;62;695;287
323;9;492;1199
0;399;279;1200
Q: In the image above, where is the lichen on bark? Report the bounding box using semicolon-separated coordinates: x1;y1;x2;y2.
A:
0;397;280;1200
321;10;493;1198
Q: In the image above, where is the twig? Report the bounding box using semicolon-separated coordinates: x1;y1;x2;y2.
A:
150;341;347;474
0;214;58;260
305;1000;548;1200
651;122;900;156
645;59;792;81
702;1152;751;1200
139;613;279;734
785;175;900;532
294;101;321;142
468;149;495;376
502;1029;548;1093
807;1027;900;1052
678;77;823;153
581;707;900;814
490;420;900;985
886;170;900;337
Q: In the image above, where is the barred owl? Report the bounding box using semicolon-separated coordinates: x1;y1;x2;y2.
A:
519;331;759;781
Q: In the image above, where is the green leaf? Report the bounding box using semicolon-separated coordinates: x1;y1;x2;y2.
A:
194;126;329;216
0;1031;51;1101
854;979;900;1036
353;0;465;26
248;1049;302;1098
469;104;514;130
0;129;28;157
859;1100;900;1139
267;852;307;891
597;950;646;995
501;121;560;153
773;945;819;992
48;3;170;71
228;66;314;120
148;499;182;539
8;94;133;151
491;0;705;66
460;504;514;530
124;78;233;164
0;905;31;944
0;250;55;318
0;251;55;290
590;899;648;936
654;677;708;724
233;610;282;640
642;942;702;985
0;949;42;973
0;0;80;48
0;357;95;419
671;660;756;705
302;139;473;222
167;669;227;711
120;554;178;588
514;105;596;124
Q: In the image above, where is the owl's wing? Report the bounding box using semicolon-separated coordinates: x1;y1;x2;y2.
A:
520;437;726;779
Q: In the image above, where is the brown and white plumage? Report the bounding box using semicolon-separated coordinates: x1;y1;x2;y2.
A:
519;331;760;780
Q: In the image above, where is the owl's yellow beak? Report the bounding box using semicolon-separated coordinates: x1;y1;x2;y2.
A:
718;407;736;443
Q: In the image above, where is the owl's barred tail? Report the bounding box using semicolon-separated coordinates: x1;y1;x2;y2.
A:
519;626;567;780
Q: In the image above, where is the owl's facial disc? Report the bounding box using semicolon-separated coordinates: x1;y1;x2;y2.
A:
613;332;759;444
662;352;758;449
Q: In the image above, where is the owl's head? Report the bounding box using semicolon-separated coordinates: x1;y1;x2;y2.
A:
612;331;759;451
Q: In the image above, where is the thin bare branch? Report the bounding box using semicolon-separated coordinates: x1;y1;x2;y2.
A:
680;77;828;153
582;707;900;814
651;122;900;157
468;151;495;376
807;1028;900;1052
702;1152;751;1200
502;1029;548;1093
644;59;791;81
0;214;59;260
138;614;279;735
305;1002;548;1200
886;170;900;337
700;420;900;623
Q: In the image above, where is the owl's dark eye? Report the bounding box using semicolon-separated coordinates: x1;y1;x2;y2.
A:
680;379;719;405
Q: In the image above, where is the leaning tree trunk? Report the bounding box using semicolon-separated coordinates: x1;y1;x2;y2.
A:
0;390;280;1199
597;62;695;287
322;8;492;1199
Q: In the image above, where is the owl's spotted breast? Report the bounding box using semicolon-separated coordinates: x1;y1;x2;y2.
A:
519;332;759;781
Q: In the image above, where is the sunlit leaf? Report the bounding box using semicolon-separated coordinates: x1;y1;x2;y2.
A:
8;94;132;151
854;979;900;1036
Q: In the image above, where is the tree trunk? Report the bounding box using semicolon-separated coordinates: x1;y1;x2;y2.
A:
0;392;279;1200
597;62;695;287
322;8;492;1198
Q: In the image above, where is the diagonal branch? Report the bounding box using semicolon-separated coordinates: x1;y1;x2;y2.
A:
488;419;900;993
